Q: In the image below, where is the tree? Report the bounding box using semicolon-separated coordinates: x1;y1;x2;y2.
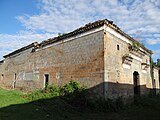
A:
157;59;160;67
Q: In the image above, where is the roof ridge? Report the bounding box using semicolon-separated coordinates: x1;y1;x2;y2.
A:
3;42;38;58
3;19;152;58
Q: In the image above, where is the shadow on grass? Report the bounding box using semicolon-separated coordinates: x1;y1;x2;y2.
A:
0;96;121;120
0;82;160;120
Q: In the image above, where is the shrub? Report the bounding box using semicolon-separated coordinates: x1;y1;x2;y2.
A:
26;80;125;112
46;84;61;96
27;85;61;101
62;87;88;110
27;89;45;101
61;80;81;95
27;80;84;101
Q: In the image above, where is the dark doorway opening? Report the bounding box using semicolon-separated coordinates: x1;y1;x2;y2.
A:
152;79;156;95
14;73;17;80
44;74;49;88
133;71;140;95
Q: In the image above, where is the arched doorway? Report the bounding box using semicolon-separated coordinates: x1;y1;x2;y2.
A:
133;71;140;95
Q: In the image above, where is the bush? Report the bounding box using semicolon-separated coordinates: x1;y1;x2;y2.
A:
26;80;125;112
27;89;45;101
46;84;61;96
27;80;84;101
61;80;81;95
62;87;88;110
27;85;61;101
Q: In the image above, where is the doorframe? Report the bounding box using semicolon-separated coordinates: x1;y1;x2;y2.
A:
44;73;50;88
133;71;140;95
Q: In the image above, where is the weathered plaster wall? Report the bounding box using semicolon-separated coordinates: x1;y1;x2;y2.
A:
104;30;152;98
154;68;159;94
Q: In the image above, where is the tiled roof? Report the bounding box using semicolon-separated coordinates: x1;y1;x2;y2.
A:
39;19;152;54
3;42;38;58
39;19;109;47
0;60;4;64
3;19;152;58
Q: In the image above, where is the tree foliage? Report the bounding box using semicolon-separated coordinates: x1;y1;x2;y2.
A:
157;59;160;67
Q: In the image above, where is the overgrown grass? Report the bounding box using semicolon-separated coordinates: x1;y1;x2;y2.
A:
27;80;86;101
26;80;125;112
1;81;160;120
0;88;26;107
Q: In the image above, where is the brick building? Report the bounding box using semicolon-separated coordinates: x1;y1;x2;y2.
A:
0;19;159;98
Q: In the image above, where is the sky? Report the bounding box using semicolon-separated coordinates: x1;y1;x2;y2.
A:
0;0;160;62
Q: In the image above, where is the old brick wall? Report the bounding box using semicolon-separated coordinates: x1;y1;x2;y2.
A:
35;30;105;96
0;30;105;96
0;48;42;90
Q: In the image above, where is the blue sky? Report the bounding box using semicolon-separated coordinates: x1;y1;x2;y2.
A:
0;0;160;62
0;0;39;34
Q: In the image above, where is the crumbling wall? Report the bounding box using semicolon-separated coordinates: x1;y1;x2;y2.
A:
35;30;105;96
0;30;105;95
104;30;152;98
0;48;42;90
154;68;159;94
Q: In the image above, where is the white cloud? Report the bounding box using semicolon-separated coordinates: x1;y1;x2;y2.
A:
16;0;160;36
153;49;160;60
0;32;54;60
1;0;160;60
146;38;160;45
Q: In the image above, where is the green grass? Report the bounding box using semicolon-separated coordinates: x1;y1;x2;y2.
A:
0;88;160;120
0;88;26;107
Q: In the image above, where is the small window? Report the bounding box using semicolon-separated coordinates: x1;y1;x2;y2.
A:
117;45;120;50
